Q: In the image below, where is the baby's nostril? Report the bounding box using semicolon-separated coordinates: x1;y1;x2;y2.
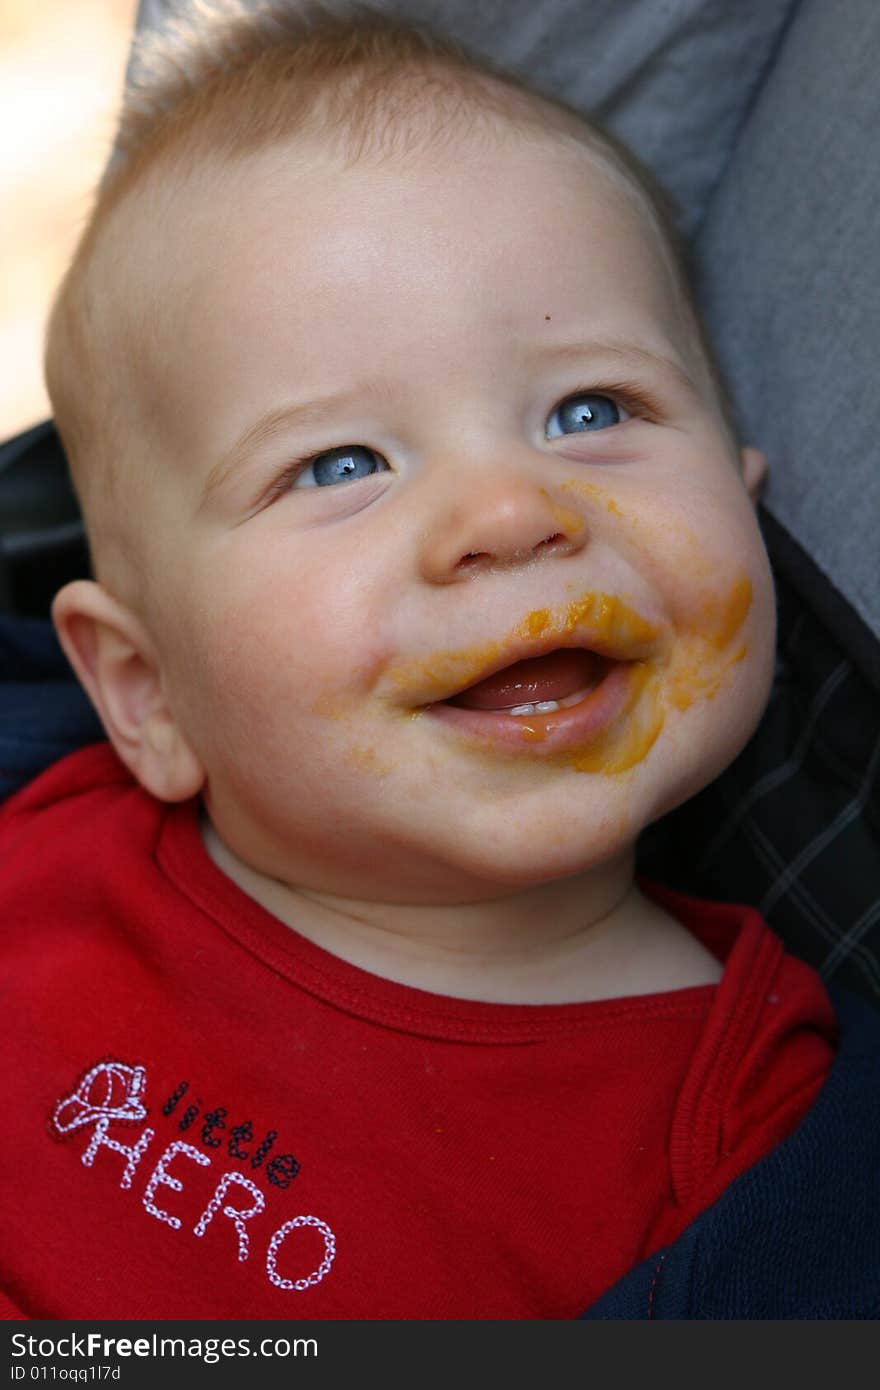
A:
456;535;565;570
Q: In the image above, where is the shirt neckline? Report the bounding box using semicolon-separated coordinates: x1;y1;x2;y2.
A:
155;795;766;1044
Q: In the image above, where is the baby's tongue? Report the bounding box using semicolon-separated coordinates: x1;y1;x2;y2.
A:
448;648;601;710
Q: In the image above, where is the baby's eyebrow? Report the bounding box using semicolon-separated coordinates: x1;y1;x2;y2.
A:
203;386;372;502
533;339;701;398
201;340;699;504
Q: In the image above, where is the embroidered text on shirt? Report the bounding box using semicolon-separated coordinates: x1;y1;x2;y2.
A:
51;1059;336;1297
161;1080;300;1188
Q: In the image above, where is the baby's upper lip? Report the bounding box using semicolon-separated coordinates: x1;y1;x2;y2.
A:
391;597;666;708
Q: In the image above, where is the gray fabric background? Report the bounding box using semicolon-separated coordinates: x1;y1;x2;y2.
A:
134;0;795;235
695;0;880;641
134;0;878;638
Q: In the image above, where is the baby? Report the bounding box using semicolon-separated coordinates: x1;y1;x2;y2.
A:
0;0;846;1319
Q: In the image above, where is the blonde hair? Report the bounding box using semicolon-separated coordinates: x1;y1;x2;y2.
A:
44;0;732;595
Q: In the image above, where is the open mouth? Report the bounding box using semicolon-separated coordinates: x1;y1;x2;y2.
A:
422;646;641;753
439;647;612;715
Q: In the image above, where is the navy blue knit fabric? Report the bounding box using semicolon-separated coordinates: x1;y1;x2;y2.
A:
581;984;880;1319
0;615;102;801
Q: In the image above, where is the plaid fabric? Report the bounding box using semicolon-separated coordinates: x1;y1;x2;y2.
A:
638;508;880;1011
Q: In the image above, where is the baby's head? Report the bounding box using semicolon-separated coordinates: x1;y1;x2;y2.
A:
48;0;775;905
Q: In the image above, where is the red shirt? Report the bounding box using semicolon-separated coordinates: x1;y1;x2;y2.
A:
0;744;836;1319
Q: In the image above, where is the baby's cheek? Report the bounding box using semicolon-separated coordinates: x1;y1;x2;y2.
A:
189;596;397;766
660;556;775;770
617;480;765;610
664;577;752;708
677;488;773;616
595;485;773;727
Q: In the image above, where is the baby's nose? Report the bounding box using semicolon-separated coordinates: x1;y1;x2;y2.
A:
418;471;588;584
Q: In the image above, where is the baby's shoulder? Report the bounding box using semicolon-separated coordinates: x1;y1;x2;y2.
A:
0;743;162;953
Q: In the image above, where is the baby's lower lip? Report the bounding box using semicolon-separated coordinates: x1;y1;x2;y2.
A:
420;660;638;754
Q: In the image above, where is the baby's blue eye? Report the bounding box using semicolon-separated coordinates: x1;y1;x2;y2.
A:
545;393;623;438
300;444;388;488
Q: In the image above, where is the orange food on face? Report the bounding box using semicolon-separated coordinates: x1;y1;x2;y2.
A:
388;576;753;776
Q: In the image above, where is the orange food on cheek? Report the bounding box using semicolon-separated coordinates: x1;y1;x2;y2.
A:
546;488;750;769
559;478;623;519
519;578;752;771
666;577;752;712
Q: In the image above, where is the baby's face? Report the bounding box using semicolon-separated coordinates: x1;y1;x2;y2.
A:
129;128;775;902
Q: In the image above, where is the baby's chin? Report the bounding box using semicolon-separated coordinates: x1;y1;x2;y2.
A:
234;783;642;905
405;721;751;894
385;779;648;896
200;675;761;902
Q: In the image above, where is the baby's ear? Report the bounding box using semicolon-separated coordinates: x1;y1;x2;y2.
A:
51;579;204;803
740;446;768;503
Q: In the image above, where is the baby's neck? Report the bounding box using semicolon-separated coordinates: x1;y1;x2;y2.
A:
199;815;722;1004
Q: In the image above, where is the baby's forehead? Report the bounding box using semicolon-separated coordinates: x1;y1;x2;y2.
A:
100;122;699;455
121;123;676;303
